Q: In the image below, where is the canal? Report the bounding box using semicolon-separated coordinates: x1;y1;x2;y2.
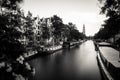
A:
28;40;101;80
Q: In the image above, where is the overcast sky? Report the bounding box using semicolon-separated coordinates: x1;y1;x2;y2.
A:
21;0;106;36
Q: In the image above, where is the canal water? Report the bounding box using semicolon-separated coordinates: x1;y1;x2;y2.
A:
28;40;101;80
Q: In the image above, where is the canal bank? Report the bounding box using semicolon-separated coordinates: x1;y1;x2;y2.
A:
28;40;101;80
21;41;82;61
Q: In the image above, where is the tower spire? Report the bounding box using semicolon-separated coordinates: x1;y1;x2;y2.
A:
83;24;85;35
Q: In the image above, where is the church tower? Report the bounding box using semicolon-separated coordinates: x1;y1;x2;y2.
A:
83;24;85;35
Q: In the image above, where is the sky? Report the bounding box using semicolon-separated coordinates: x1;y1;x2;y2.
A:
21;0;106;36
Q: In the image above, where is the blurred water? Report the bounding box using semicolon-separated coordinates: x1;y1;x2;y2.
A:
28;40;101;80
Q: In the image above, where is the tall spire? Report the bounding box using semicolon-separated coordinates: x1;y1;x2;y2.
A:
83;24;85;35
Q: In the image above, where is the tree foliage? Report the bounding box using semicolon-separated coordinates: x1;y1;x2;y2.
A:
67;22;84;41
51;15;64;38
51;16;84;43
94;0;120;40
0;0;25;60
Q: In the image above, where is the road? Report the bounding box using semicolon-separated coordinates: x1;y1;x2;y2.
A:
28;40;102;80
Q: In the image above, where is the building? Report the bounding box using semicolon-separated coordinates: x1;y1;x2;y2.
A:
34;17;53;46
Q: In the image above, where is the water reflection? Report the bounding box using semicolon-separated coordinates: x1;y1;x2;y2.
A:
28;40;101;80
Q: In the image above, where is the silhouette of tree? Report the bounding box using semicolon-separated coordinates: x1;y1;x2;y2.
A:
67;22;84;41
51;15;64;44
1;0;23;10
0;0;25;60
95;0;120;40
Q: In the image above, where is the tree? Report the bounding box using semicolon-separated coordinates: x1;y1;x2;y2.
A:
95;0;120;40
0;0;25;60
51;15;64;44
67;22;84;41
1;0;23;10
